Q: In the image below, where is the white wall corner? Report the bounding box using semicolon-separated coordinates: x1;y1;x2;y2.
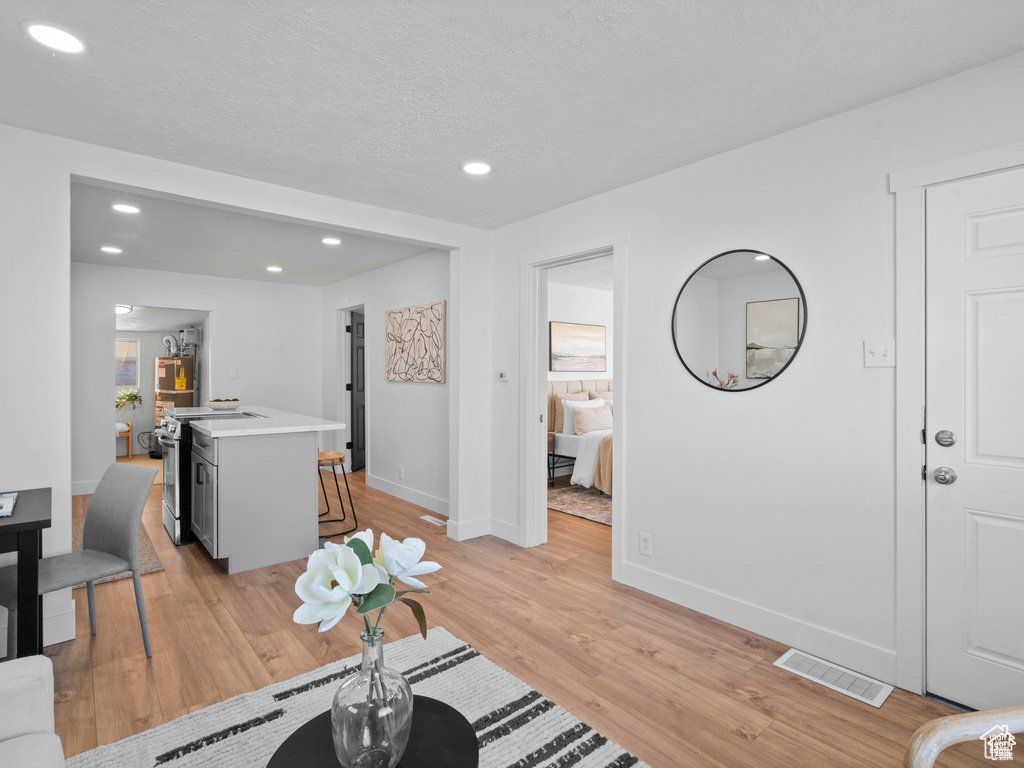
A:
489;518;519;543
446;516;493;541
365;473;449;517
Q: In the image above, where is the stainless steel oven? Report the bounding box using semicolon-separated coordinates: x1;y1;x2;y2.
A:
158;408;263;545
157;417;192;545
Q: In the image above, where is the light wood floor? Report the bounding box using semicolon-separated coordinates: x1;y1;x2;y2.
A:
45;472;1015;767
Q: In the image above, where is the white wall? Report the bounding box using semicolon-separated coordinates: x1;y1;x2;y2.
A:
716;269;802;387
546;282;614;383
673;274;718;383
0;123;491;647
322;250;451;515
72;263;324;494
487;51;1024;685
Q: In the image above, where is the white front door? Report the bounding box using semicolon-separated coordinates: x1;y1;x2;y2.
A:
926;165;1024;710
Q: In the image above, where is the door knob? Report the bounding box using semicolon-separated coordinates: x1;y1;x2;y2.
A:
933;467;957;485
935;430;957;447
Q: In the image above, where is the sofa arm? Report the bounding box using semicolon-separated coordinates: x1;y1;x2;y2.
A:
0;655;56;741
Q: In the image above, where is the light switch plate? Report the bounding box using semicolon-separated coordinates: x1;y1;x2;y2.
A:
864;340;895;368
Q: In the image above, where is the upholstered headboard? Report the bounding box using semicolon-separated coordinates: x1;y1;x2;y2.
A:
547;379;613;433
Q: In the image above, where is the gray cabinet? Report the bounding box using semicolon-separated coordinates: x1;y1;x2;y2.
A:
188;428;318;574
190;432;218;557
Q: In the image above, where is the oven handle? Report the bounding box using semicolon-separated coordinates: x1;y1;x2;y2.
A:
158;435;177;449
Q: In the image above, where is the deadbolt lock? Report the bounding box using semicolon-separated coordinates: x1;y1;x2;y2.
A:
935;430;957;447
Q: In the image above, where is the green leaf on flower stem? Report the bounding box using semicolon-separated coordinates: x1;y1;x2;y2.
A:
345;537;373;566
356;583;396;615
399;598;428;640
394;589;430;598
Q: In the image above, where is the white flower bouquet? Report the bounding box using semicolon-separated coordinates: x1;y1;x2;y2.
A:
293;529;441;638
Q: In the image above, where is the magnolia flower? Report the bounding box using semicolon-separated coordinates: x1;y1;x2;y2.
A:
293;540;381;632
375;533;441;589
346;528;389;582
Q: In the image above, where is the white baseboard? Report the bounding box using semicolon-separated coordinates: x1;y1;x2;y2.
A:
45;602;77;647
618;560;898;685
446;516;492;541
0;595;76;658
489;518;519;543
364;473;449;517
72;479;99;496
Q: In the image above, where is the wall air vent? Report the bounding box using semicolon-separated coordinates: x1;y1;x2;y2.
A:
774;649;893;708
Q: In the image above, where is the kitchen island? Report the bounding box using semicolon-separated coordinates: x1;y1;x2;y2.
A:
173;406;344;574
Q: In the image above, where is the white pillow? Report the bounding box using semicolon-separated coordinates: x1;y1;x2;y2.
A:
562;398;604;434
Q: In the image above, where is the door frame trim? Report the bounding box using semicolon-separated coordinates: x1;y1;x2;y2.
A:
517;232;626;565
890;139;1024;694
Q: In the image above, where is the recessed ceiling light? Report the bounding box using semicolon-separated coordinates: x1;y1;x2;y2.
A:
101;246;122;254
114;304;133;314
22;22;86;54
322;237;341;245
463;162;491;175
113;204;140;214
754;254;771;261
267;266;283;272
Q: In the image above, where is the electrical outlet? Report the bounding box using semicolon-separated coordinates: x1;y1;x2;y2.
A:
398;465;404;480
639;532;653;557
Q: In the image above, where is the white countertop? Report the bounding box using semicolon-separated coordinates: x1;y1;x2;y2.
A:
179;406;346;438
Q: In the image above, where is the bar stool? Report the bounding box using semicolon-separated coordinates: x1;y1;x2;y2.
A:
317;451;357;538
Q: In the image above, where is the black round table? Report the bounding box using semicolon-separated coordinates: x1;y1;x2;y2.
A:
268;695;479;768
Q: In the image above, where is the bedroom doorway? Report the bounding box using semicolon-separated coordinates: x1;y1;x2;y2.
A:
518;238;626;570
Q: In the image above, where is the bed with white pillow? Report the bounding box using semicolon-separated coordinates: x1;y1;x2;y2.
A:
547;379;613;494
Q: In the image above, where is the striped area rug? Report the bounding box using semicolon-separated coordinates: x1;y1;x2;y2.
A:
67;627;647;768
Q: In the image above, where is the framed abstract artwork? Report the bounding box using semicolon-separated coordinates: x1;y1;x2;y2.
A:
549;321;606;372
385;300;446;383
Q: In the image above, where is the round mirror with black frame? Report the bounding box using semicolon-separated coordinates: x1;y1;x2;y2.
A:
671;249;807;391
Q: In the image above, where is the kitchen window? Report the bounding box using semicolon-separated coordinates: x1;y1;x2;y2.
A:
116;338;140;391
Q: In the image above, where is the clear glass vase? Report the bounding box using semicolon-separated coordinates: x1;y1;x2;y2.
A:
331;629;414;768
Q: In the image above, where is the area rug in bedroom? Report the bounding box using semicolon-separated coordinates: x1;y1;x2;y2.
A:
66;627;646;768
548;485;612;526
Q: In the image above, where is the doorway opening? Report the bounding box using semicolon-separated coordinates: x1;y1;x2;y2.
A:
545;255;615;530
114;304;210;474
337;306;367;476
519;241;624;562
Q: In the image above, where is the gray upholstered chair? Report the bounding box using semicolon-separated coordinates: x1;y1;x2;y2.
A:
0;463;158;659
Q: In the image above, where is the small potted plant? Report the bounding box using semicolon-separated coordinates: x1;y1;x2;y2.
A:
115;388;143;410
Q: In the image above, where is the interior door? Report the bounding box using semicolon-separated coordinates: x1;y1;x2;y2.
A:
350;311;366;471
926;165;1024;710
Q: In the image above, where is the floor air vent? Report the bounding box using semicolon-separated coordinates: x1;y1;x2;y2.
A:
774;649;893;708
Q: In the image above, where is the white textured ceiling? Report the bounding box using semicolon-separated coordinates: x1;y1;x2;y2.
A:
71;182;433;286
548;256;614;292
4;2;1024;229
115;305;209;333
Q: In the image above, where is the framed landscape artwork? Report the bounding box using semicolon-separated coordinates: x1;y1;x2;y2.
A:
550;321;607;372
746;297;800;379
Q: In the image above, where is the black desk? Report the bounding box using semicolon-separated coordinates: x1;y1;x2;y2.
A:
268;695;479;768
0;487;52;657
